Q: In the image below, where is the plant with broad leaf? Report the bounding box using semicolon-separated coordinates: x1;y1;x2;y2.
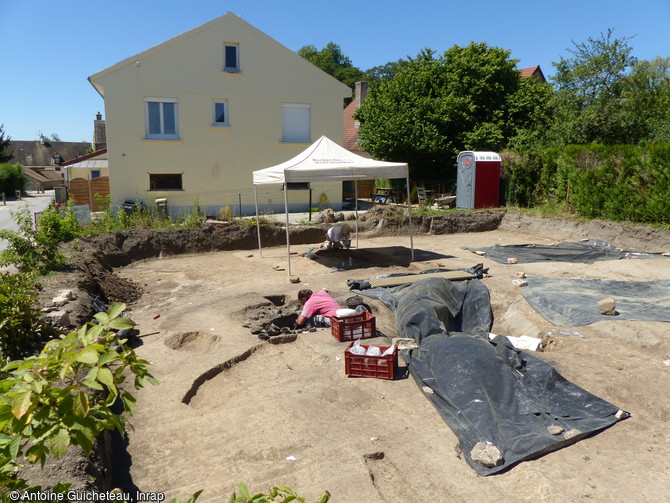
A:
229;482;330;503
0;302;158;490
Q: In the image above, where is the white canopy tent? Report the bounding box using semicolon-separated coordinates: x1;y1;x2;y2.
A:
252;135;414;276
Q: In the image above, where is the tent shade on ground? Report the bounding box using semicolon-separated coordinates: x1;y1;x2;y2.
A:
252;135;413;275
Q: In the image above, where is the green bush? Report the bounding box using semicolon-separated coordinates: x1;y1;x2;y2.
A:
0;272;58;359
0;163;25;197
0;302;157;491
37;204;81;244
502;143;670;224
0;207;66;275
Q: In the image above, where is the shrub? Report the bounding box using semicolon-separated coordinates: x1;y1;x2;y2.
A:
0;163;25;197
0;302;157;491
0;207;65;275
0;272;59;359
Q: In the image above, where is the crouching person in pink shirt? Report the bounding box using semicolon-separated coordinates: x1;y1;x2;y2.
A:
296;289;341;328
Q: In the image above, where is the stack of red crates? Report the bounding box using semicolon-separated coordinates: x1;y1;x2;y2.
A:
331;311;376;342
344;342;398;380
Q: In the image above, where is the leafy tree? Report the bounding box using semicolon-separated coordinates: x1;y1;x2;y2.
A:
0;163;25;197
548;29;639;144
297;42;364;89
506;75;554;151
0;125;12;163
622;56;670;142
355;44;537;179
363;58;409;84
45;133;61;142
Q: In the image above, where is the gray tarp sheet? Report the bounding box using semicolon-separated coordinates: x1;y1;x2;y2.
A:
354;277;626;475
465;239;661;264
523;277;670;326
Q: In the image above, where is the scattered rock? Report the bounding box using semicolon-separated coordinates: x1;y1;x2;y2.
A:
663;360;670;367
392;337;419;350
44;310;71;327
56;289;77;301
514;271;526;278
662;252;670;257
506;257;518;264
615;409;629;420
470;442;503;468
316;208;336;224
454;443;462;459
548;425;564;435
421;386;434;395
563;428;582;440
597;298;617;315
289;276;300;283
51;295;71;306
474;250;486;256
512;278;528;287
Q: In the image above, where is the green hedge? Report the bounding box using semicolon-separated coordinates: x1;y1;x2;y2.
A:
502;144;670;224
0;163;25;196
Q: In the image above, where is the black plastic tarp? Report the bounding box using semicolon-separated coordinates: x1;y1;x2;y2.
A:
465;239;660;264
523;277;670;326
353;277;627;475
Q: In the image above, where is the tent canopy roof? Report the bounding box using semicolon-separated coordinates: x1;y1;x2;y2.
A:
253;135;408;185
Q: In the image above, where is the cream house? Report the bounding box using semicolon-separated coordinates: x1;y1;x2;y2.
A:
88;12;351;216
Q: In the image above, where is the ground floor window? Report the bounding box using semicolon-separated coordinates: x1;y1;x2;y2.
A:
149;173;183;191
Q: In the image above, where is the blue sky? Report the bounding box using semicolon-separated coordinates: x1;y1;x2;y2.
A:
2;0;668;143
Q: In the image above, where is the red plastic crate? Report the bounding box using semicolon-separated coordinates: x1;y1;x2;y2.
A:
331;312;376;342
345;343;398;380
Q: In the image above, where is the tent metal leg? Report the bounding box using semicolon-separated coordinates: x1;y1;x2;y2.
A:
253;185;262;258
354;182;359;250
406;176;414;261
284;184;291;276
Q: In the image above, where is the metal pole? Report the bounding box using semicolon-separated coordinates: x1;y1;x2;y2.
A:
253;185;262;258
238;193;242;218
309;189;312;222
354;180;359;250
406;176;414;261
284;183;291;276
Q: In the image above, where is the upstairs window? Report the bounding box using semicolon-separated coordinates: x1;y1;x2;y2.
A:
149;173;183;191
91;170;101;179
145;98;179;140
282;103;311;143
213;100;229;126
224;44;240;72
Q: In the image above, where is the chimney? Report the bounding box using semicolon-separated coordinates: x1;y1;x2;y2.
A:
94;112;107;150
354;81;368;109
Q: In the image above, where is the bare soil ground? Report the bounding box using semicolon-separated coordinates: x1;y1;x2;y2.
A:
35;210;670;502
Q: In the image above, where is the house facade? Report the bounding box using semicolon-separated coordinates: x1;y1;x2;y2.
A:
88;12;351;217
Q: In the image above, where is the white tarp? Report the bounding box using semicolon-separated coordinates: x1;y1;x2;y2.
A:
252;135;413;276
252;135;408;184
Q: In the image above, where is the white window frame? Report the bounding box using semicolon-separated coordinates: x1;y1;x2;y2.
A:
144;98;179;140
282;103;311;143
213;100;229;126
224;43;240;72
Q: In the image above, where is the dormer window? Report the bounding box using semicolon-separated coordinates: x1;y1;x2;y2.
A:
224;43;240;72
53;153;62;165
